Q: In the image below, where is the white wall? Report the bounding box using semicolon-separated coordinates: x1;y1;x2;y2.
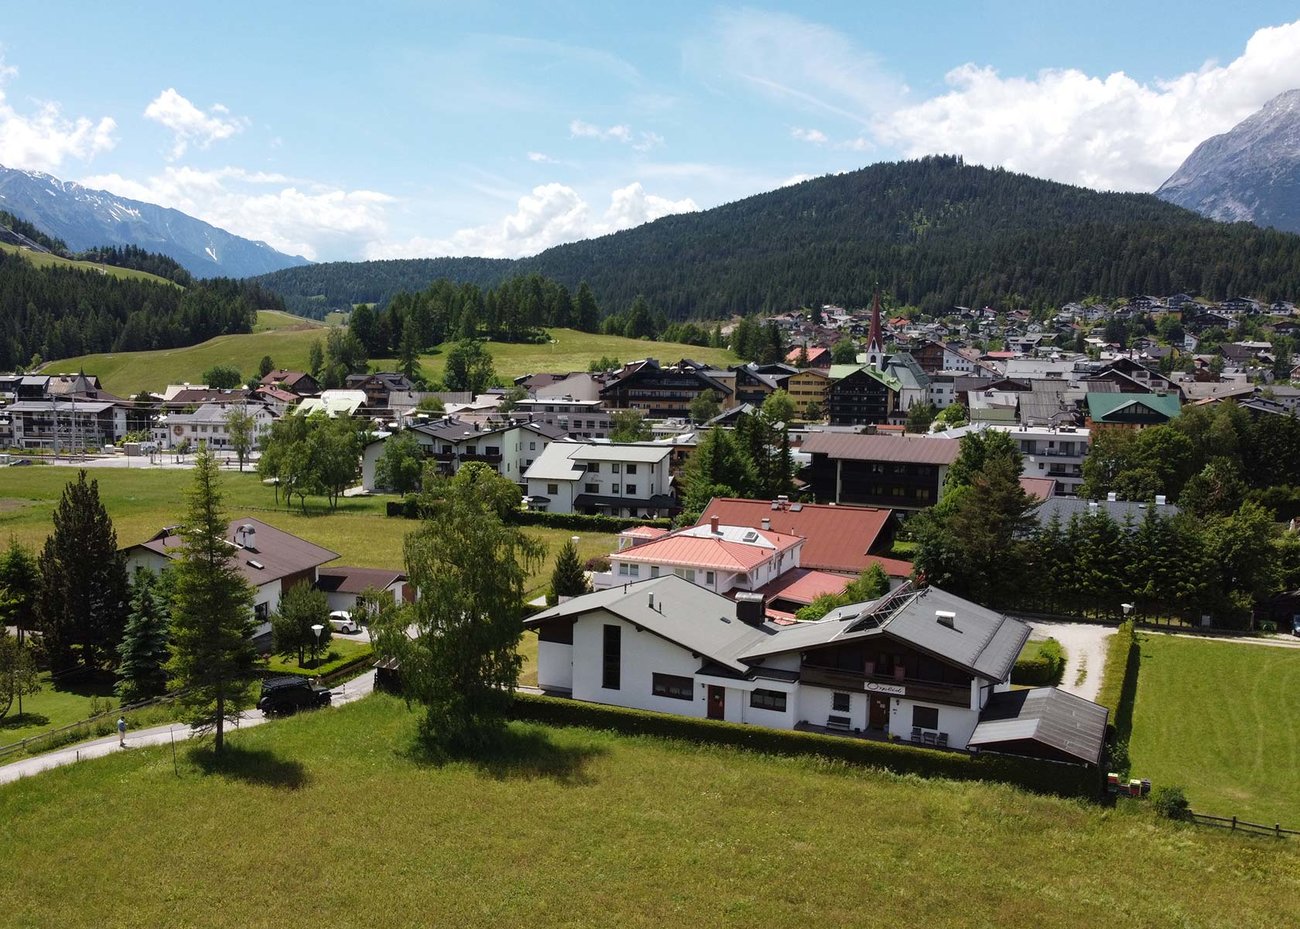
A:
888;697;980;749
570;611;709;718
538;640;573;691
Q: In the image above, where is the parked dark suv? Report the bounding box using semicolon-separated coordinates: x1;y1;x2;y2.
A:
257;677;332;715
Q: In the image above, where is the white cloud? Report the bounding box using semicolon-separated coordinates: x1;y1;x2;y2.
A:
791;127;828;144
81;166;393;261
365;181;697;260
780;173;816;188
527;151;556;163
879;20;1300;191
143;88;246;159
0;61;116;172
569;118;664;151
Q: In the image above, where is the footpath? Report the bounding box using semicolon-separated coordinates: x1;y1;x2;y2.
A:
0;671;375;787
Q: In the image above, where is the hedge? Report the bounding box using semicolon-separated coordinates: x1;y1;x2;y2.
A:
386;498;674;534
510;692;1100;800
1012;638;1066;686
256;646;375;683
1096;620;1141;742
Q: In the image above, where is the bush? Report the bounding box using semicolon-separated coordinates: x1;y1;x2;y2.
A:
1012;638;1066;686
1107;738;1130;779
510;692;1100;800
583;556;611;573
257;645;373;682
1097;620;1141;742
509;510;674;533
1152;785;1190;820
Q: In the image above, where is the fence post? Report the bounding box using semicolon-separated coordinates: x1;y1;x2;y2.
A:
1278;823;1282;838
1231;816;1237;831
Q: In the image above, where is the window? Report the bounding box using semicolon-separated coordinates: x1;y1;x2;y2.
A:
674;568;695;583
750;689;787;712
254;602;270;623
832;692;850;713
602;625;621;690
650;566;660;578
612;484;621;495
547;483;559;495
585;483;600;493
587;462;600;474
652;673;693;701
625;484;637;496
629;564;640;577
705;571;715;586
626;464;637;474
912;705;939;730
612;463;621;473
529;441;536;451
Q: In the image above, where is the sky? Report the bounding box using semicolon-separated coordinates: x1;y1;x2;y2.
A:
2;2;1300;264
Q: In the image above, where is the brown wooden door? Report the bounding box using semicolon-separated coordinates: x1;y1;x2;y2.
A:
707;685;725;720
869;695;889;730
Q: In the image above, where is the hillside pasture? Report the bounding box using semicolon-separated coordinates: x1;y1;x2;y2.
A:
0;241;179;287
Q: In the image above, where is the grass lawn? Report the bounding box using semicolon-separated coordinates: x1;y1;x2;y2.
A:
263;638;373;676
0;241;178;286
0;671;118;745
42;311;331;396
1129;634;1300;825
1;694;1296;928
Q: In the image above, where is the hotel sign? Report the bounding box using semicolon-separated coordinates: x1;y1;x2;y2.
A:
865;682;905;696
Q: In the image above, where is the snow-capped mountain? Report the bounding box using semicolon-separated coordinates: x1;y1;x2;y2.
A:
1156;89;1300;234
0;165;310;278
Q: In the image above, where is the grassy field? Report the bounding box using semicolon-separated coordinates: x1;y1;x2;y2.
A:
47;324;737;398
1129;634;1300;826
0;241;178;286
0;464;616;600
42;311;330;396
0;671;119;745
1;694;1296;929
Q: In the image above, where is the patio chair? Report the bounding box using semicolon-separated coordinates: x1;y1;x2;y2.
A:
910;726;922;743
937;732;949;748
922;731;937;746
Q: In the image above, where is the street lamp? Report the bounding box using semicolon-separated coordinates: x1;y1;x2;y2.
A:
1121;603;1135;621
310;623;324;666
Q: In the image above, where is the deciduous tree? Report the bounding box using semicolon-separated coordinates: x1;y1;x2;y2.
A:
271;582;332;667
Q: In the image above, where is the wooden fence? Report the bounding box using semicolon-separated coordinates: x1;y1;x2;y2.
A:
1188;811;1300;839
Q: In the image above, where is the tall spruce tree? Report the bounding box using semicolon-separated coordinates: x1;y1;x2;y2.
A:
36;471;129;670
168;450;256;754
0;538;39;636
116;568;171;703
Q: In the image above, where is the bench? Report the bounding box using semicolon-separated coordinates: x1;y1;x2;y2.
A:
826;715;852;732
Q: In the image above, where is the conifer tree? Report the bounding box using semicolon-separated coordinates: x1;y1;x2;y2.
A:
168;450;256;754
116;568;171;703
36;471;129;670
549;539;590;601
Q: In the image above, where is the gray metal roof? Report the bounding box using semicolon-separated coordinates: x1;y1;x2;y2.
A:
879;587;1029;682
1035;496;1180;527
525;575;776;674
969;687;1108;765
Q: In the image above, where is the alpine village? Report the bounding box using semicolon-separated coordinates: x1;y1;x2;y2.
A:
3;14;1300;928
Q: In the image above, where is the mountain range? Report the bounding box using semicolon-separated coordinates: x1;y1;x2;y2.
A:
1157;89;1300;234
256;156;1300;319
0;165;310;279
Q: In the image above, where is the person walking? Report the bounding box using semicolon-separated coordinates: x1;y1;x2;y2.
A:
117;716;127;747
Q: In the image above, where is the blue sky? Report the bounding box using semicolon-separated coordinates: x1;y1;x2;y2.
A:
2;2;1299;262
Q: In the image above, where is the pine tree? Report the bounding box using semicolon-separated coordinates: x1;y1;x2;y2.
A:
36;471;129;670
549;539;590;601
270;582;331;667
0;538;39;635
168;450;256;754
116;569;171;703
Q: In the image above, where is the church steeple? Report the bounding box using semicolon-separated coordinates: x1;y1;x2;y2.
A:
865;290;885;369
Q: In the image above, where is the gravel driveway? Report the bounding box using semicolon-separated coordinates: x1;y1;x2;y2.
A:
1024;621;1114;703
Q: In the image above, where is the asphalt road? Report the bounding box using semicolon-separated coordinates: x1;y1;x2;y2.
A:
0;670;376;787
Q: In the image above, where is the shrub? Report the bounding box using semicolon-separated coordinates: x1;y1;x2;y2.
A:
1097;621;1141;743
583;556;611;573
1012;638;1066;686
1107;738;1130;779
1152;785;1190;820
510;692;1100;800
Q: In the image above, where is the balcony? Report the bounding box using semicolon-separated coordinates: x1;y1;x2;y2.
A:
801;663;971;707
461;451;503;464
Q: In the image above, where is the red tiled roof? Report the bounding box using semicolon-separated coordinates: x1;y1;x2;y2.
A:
620;526;670;540
1019;477;1057;501
754;567;852;605
800;432;961;465
696;498;894;574
618;527;802;572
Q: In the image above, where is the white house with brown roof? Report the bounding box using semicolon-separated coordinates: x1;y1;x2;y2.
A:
124;518;341;643
523;442;678;517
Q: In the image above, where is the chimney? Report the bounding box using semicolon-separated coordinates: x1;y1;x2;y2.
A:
648;592;655;610
735;592;766;627
1155;494;1167;506
239;524;257;551
1106;491;1117;502
710;516;720;535
761;518;771;531
936;610;956;629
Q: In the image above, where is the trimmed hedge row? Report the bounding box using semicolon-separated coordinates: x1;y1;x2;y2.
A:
385;497;674;534
1012;638;1066;686
1096;620;1141;742
256;646;375;683
510;691;1100;800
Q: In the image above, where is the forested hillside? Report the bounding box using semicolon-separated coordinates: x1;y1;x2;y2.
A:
255;156;1300;319
0;247;285;371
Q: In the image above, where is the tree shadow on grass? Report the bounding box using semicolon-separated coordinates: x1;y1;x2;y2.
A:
190;744;310;790
405;725;606;787
0;712;50;731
